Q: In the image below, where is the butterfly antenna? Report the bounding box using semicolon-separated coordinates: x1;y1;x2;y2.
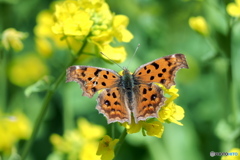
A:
126;44;140;69
100;52;124;70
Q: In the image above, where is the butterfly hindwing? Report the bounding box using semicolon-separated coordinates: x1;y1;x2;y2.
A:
133;83;166;123
96;87;131;124
66;66;120;98
133;54;189;88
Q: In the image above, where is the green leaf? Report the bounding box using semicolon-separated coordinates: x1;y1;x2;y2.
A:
24;76;54;97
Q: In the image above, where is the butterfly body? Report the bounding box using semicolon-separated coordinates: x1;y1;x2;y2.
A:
66;54;189;124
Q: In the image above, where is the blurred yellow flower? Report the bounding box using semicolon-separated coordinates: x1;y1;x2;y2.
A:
221;148;240;160
189;16;209;36
8;54;48;87
227;0;240;17
0;111;31;154
112;15;133;42
49;118;105;160
96;135;119;160
80;142;100;160
99;44;127;63
77;118;105;140
1;28;28;52
34;10;68;57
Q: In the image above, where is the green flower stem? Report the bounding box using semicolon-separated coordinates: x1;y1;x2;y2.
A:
111;123;115;139
0;49;7;111
21;38;88;160
114;128;127;157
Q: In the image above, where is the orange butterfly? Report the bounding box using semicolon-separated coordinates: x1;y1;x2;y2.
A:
66;54;188;124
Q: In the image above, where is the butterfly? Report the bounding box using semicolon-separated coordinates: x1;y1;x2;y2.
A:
66;54;188;124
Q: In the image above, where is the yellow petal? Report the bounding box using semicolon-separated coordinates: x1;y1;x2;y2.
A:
227;3;240;17
189;16;209;36
143;121;164;138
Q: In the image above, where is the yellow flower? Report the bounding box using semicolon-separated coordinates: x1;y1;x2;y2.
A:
34;10;68;57
77;118;105;140
49;118;105;160
189;16;209;36
52;1;93;37
0;111;31;154
99;44;127;63
227;0;240;17
112;15;133;43
221;148;240;160
80;142;101;160
50;0;133;62
122;118;164;138
1;28;28;52
142;121;164;138
96;135;119;160
8;54;48;87
158;101;185;126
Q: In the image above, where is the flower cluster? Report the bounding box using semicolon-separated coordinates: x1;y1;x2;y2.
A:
48;118;106;160
1;28;28;52
0;110;31;155
122;85;185;138
35;0;133;62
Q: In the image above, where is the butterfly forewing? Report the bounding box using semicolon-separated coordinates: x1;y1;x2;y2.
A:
66;66;120;98
133;83;166;123
96;87;131;124
133;54;189;88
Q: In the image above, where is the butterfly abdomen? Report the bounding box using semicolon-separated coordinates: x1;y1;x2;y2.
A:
121;69;135;111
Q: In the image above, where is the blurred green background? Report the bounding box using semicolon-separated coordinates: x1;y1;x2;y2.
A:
0;0;240;160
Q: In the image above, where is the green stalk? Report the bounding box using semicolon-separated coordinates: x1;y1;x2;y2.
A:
114;128;127;157
0;49;7;111
20;38;88;160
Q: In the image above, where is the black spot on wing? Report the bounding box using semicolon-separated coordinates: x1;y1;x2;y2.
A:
160;79;166;84
151;62;159;69
150;76;154;80
81;72;86;77
114;101;120;105
143;88;147;94
151;94;157;101
112;92;117;98
91;87;97;92
94;69;102;77
158;73;163;77
103;75;108;79
105;100;111;106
